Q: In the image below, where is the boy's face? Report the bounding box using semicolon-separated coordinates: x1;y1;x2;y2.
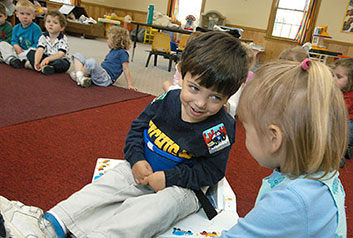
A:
179;73;228;123
333;65;348;90
16;7;34;28
45;15;64;35
0;13;6;25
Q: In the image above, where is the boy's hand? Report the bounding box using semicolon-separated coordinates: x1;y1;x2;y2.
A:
128;85;138;91
34;62;41;71
131;160;153;185
146;171;166;192
13;45;23;55
40;58;50;68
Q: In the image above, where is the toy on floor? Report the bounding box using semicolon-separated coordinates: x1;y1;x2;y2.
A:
172;228;193;236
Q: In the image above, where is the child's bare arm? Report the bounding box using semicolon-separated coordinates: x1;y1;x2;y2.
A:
122;62;137;91
34;48;44;71
13;44;23;55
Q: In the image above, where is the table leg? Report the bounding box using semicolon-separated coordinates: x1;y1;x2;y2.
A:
132;24;140;62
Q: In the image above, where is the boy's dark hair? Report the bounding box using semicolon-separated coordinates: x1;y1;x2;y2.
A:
0;3;6;16
45;10;67;28
179;31;248;97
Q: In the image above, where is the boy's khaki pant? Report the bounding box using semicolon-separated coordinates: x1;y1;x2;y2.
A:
0;41;31;64
51;161;200;238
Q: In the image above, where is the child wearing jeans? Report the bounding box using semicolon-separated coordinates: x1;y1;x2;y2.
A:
332;57;353;167
0;0;41;68
26;10;70;75
221;59;347;237
70;26;137;90
0;31;248;238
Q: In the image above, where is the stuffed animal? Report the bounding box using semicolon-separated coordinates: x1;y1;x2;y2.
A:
153;11;178;28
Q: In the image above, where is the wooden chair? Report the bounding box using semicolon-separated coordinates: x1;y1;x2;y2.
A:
145;32;177;72
177;34;190;51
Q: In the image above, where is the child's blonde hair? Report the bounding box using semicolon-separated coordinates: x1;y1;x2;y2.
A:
16;0;35;12
0;3;6;16
278;46;308;62
333;57;353;93
241;43;256;70
237;60;348;178
107;26;131;50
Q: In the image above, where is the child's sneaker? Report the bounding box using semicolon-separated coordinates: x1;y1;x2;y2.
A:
77;76;92;88
0;196;57;238
41;65;55;75
0;212;6;238
69;71;79;85
24;60;33;70
9;58;24;69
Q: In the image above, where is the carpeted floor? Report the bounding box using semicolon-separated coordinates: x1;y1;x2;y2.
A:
0;64;149;127
0;95;351;236
0;96;155;209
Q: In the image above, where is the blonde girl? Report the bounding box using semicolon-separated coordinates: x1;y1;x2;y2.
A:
222;59;347;238
70;26;137;90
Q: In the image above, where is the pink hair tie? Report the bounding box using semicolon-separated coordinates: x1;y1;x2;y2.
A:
301;58;312;71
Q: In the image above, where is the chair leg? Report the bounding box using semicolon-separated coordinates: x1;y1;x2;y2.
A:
168;57;172;72
154;54;158;66
145;52;153;67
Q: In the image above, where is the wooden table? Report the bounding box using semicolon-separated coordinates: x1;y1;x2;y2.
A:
130;21;194;61
130;21;254;61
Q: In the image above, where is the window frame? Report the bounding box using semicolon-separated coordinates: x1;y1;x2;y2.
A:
167;0;206;22
266;0;321;42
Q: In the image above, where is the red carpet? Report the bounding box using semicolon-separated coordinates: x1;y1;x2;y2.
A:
0;95;352;236
0;64;149;127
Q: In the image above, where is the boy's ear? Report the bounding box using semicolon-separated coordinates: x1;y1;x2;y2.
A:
267;124;282;153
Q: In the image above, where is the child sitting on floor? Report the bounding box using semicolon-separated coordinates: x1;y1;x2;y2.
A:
0;0;41;68
221;59;347;238
70;26;137;90
332;57;353;167
26;10;70;75
0;3;12;44
0;31;248;238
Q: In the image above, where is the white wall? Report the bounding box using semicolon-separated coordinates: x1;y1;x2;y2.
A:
204;0;273;30
82;0;168;13
82;0;352;43
316;0;352;43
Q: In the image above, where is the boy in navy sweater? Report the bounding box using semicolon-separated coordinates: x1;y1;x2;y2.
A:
0;31;248;238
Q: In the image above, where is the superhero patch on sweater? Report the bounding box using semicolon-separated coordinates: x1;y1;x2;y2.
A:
203;123;230;154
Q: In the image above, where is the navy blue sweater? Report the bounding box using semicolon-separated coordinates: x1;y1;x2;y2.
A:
124;89;236;190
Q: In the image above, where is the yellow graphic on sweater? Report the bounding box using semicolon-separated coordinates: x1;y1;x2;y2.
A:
148;121;192;159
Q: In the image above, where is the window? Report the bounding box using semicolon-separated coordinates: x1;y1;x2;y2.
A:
50;0;73;5
168;0;204;26
267;0;320;41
